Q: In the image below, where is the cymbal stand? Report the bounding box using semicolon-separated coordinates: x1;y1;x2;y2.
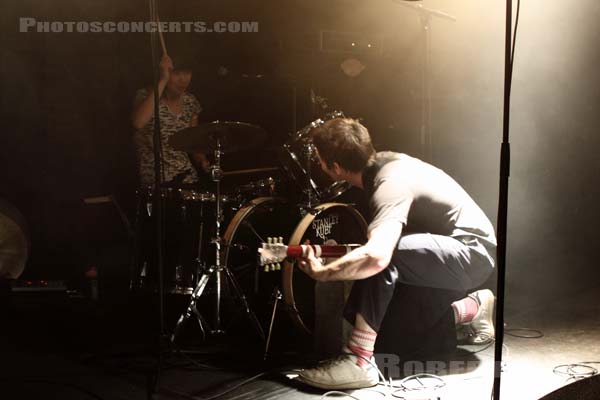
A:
195;203;206;285
263;287;283;360
171;136;265;343
303;142;319;211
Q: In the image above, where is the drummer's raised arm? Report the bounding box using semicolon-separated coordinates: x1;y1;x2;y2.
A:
131;54;172;130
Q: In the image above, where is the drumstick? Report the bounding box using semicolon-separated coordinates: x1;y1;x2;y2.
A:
223;167;279;176
156;16;168;55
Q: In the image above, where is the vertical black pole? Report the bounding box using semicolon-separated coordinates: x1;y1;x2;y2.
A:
150;7;166;342
493;0;512;398
148;0;166;396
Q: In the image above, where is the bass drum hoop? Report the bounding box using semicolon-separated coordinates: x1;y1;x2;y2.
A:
281;203;367;335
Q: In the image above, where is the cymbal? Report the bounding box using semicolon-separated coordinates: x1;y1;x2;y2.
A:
170;121;267;153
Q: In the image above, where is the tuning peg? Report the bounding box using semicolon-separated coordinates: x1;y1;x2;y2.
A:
278;237;283;244
264;264;270;273
275;262;281;271
267;237;273;244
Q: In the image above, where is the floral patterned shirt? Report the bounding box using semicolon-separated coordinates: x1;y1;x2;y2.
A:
133;88;202;186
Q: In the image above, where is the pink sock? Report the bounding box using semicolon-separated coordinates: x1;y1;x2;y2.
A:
452;296;479;324
347;328;377;368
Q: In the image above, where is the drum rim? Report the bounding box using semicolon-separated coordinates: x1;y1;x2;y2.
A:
280;111;346;200
281;202;367;335
137;186;236;202
290;110;345;141
180;190;236;202
279;144;320;194
320;180;352;202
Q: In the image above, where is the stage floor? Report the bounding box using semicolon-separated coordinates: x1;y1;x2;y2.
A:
2;283;599;400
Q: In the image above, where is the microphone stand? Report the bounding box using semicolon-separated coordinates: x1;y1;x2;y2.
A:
147;0;168;396
393;0;456;162
492;0;513;398
394;2;512;398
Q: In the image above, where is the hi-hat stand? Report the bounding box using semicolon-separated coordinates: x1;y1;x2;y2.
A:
170;137;265;343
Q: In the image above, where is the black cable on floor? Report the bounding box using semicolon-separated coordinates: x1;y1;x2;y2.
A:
0;378;107;400
161;372;267;400
171;348;227;371
463;340;496;354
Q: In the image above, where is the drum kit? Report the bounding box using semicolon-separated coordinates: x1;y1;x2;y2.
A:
133;112;368;354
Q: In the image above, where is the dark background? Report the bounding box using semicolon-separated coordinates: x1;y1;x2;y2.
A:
1;0;599;312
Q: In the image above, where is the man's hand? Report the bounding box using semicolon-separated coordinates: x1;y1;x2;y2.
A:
297;245;328;282
159;54;173;83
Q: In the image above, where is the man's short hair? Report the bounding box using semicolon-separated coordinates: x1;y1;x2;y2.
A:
312;118;375;173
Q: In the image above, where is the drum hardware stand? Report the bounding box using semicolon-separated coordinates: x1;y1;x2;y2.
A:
300;142;320;215
295;111;346;213
393;1;455;162
191;200;207;290
171;137;266;344
131;195;144;291
264;287;283;360
173;196;191;293
262;287;308;360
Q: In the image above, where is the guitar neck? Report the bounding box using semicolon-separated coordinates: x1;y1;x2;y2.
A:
286;244;360;259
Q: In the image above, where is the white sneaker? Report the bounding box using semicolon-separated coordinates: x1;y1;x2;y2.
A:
459;289;495;345
296;354;379;390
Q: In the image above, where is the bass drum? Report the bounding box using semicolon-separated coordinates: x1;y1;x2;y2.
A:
222;197;301;324
282;203;367;334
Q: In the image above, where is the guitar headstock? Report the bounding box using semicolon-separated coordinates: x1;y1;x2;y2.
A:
258;237;286;272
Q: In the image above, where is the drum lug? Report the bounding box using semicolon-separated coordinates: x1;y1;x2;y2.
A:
210;237;223;246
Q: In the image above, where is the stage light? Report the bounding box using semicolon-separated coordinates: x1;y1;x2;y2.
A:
320;31;383;54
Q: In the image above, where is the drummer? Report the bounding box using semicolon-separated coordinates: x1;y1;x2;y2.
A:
131;52;211;187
